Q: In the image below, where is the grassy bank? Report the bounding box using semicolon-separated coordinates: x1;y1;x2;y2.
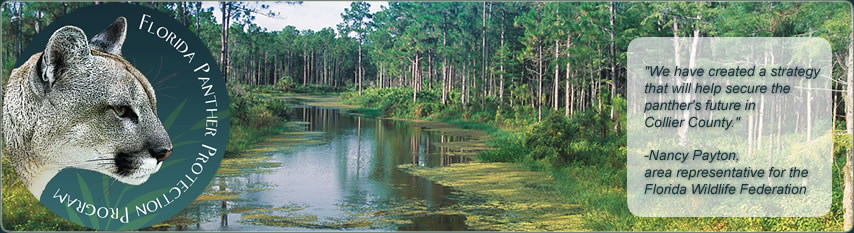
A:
343;87;846;231
1;155;91;231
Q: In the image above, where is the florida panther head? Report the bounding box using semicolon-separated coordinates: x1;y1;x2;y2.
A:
2;17;172;199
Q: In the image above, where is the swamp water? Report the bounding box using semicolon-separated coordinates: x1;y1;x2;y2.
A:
154;106;491;231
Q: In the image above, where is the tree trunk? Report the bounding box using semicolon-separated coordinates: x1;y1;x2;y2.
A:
413;55;420;103
358;41;363;95
590;61;595;113
428;53;433;89
499;19;505;108
609;1;616;120
449;64;455;103
597;46;603;113
220;3;231;83
580;68;585;113
566;36;571;116
275;54;279;86
538;43;543;122
34;11;41;34
554;39;560;111
303;49;308;86
481;1;487;110
463;62;468;105
180;2;187;26
442;28;448;105
195;3;201;35
442;57;448;105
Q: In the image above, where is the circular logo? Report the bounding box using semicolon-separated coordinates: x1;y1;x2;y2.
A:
3;3;229;230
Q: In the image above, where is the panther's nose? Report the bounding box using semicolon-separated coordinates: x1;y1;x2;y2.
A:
151;147;172;162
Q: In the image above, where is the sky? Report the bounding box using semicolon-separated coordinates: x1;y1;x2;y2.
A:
201;1;388;32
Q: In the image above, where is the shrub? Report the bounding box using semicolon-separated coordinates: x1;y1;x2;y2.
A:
478;131;527;162
247;104;276;129
523;109;623;167
276;76;296;89
526;114;578;164
225;84;292;157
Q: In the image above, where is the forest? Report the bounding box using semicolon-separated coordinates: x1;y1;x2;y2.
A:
3;2;853;121
2;1;853;231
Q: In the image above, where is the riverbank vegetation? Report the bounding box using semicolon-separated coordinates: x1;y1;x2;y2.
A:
226;85;293;157
343;85;845;231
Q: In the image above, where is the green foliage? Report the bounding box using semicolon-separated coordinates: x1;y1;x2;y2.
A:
275;76;297;89
478;131;527;163
1;156;91;231
833;130;851;158
343;88;419;117
257;84;349;95
524;109;623;167
338;2;373;40
344;87;521;126
226;84;292;157
527;114;575;163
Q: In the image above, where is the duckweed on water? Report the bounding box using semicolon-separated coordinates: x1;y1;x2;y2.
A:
194;193;241;202
237;203;385;229
228;202;306;214
149;215;197;230
238;199;472;230
216;156;281;177
399;162;589;231
241;213;320;228
239;203;318;228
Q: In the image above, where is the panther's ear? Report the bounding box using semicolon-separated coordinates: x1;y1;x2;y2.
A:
32;26;91;98
89;17;127;55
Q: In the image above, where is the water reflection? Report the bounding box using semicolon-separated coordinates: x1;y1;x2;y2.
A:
157;106;488;231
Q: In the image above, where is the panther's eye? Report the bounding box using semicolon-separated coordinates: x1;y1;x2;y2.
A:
111;105;139;123
112;105;132;118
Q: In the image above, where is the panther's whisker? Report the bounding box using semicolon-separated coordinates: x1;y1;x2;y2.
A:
52;160;114;167
84;158;115;162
